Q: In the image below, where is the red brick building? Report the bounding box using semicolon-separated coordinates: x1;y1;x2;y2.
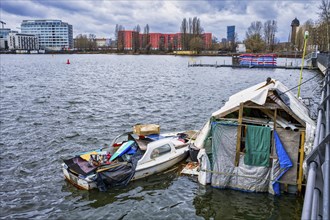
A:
203;33;212;50
117;30;212;51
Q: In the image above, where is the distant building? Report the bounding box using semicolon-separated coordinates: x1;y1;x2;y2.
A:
236;43;246;53
21;19;73;51
0;28;18;49
291;18;300;47
227;26;235;42
95;38;111;48
118;30;212;51
221;38;227;43
117;30;140;50
203;33;212;49
7;33;39;50
149;33;163;50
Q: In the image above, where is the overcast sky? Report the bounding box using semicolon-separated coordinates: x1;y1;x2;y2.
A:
0;0;321;42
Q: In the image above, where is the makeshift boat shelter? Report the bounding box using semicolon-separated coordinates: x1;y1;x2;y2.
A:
192;78;315;194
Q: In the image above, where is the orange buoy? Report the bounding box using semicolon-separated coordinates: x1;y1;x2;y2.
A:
66;59;70;64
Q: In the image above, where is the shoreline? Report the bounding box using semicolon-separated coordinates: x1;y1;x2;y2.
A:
0;50;303;58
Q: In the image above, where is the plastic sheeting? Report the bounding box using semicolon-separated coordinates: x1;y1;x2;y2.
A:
209;80;315;155
269;131;293;195
197;149;211;185
96;153;142;191
210;122;270;192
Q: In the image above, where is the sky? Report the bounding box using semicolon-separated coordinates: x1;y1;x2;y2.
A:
0;0;322;42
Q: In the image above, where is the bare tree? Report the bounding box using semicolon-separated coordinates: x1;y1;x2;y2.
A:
142;24;150;51
133;24;141;33
115;24;125;42
318;0;330;51
263;20;277;52
244;21;265;52
180;18;189;50
75;34;89;50
189;37;203;53
180;17;204;50
115;24;125;51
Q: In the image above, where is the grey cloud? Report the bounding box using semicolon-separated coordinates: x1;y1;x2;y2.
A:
1;0;47;17
31;0;90;13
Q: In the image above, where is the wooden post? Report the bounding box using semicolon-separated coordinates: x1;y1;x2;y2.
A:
235;103;244;166
272;109;277;156
297;131;305;194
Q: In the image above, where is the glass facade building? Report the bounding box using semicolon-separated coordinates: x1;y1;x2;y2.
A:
227;26;235;42
21;20;73;50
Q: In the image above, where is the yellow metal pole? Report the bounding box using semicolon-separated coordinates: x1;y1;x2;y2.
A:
297;131;305;194
297;31;309;98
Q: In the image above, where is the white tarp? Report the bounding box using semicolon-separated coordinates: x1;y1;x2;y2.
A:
210;122;270;192
197;149;211;185
195;79;316;155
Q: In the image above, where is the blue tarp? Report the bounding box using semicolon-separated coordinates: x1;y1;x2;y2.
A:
272;130;293;195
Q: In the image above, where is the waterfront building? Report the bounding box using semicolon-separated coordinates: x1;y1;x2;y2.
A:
227;26;235;42
165;34;176;51
149;33;164;50
291;18;300;47
95;38;111;48
117;30;140;51
0;28;18;49
21;19;73;51
203;33;212;50
7;33;39;50
118;30;212;51
236;43;246;53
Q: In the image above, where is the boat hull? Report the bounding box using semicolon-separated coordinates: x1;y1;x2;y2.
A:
62;149;188;190
132;150;188;180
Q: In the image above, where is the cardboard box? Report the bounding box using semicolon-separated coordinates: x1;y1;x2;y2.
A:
133;124;160;136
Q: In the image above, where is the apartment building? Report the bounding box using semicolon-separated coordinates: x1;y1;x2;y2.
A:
21;19;73;50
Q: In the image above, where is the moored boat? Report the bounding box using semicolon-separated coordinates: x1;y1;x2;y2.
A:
62;125;197;191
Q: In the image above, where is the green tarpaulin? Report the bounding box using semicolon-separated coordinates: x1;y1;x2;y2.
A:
244;125;271;167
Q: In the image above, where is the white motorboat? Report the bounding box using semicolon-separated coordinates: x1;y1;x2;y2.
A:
62;129;196;191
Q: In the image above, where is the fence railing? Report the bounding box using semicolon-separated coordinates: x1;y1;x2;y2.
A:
305;52;318;62
301;57;329;220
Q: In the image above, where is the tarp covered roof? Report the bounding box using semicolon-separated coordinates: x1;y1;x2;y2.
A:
195;79;316;154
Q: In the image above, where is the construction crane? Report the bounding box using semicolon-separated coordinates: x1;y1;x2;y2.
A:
0;21;6;28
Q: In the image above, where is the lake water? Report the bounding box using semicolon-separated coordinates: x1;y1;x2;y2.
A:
0;54;323;219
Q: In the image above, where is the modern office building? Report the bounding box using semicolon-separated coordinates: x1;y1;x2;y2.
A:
227;26;235;42
21;19;73;50
7;33;39;50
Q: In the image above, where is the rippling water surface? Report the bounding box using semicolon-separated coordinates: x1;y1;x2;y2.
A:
0;54;323;219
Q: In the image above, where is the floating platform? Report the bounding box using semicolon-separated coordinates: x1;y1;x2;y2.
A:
187;63;317;70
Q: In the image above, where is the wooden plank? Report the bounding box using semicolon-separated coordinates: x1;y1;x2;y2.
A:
234;103;244;167
297;131;305;194
245;102;280;110
277;128;300;183
217;106;240;118
272;109;277;156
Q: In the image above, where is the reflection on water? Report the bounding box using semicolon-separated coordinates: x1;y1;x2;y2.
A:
193;186;303;220
0;54;322;219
